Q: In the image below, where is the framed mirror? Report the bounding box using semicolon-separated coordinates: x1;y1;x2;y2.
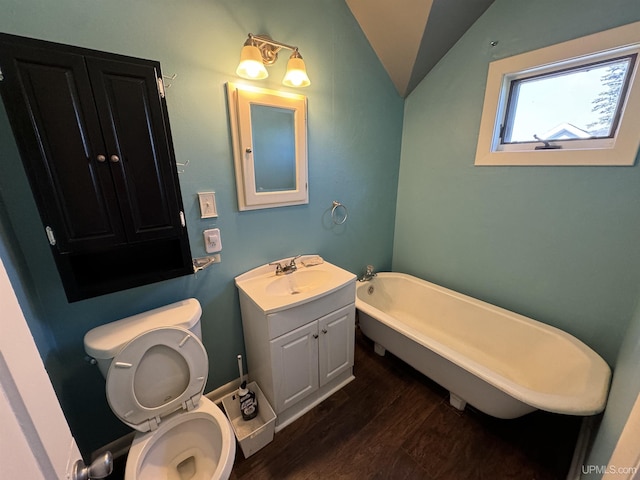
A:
227;83;308;210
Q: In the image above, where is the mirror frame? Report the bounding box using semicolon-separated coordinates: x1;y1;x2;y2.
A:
227;82;308;210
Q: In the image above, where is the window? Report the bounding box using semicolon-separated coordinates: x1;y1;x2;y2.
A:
475;21;640;166
502;54;635;147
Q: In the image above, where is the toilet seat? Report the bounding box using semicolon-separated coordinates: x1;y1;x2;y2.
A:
106;326;208;432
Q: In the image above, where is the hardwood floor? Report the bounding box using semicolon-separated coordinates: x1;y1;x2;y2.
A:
230;327;582;480
108;327;581;479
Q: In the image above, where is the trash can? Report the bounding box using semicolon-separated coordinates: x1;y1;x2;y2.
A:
221;382;277;458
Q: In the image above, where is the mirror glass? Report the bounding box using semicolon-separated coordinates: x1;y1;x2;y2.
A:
227;83;308;211
251;104;296;192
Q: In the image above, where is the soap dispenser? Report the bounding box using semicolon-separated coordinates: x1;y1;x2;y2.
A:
238;380;258;421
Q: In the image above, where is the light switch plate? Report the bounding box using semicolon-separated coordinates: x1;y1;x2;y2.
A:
198;192;218;218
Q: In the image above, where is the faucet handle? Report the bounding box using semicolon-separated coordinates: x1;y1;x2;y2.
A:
268;261;284;275
289;255;301;266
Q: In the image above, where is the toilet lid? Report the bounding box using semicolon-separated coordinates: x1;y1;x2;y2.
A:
106;327;208;433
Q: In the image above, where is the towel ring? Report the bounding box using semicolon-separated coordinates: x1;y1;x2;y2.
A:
331;201;348;225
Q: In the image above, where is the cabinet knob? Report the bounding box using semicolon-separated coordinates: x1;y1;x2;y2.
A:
97;155;106;163
322;328;328;334
110;155;120;163
313;334;319;339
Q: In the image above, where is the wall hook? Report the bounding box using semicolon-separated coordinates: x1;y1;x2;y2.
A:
162;73;177;89
176;159;189;174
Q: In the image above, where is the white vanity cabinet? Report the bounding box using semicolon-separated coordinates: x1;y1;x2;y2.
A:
235;258;356;431
270;304;355;413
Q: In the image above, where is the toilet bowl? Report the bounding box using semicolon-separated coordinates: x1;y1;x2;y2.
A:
84;299;235;480
126;397;234;480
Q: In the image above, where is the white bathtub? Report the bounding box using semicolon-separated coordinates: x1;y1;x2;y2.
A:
356;272;611;419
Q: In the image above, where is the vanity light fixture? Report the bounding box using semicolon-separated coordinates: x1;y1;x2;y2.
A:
236;33;311;87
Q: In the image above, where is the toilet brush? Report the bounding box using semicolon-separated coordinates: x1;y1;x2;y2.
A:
237;354;244;385
236;354;258;420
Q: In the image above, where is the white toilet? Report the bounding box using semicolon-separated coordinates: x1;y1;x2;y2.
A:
84;298;236;480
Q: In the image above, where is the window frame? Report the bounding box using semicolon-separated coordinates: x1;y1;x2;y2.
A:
475;21;640;166
501;53;637;148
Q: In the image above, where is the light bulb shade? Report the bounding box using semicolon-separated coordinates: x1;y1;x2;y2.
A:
282;56;310;87
236;45;268;80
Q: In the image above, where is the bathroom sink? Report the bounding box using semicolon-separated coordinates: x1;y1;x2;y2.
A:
265;269;332;297
235;255;356;313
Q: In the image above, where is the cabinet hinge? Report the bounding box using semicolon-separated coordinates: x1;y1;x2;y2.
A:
179;211;186;227
157;77;166;98
45;226;56;246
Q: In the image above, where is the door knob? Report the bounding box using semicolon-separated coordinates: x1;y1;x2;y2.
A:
71;451;113;480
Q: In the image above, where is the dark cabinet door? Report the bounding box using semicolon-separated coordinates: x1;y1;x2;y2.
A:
0;43;127;253
0;34;193;301
0;38;186;253
86;57;184;244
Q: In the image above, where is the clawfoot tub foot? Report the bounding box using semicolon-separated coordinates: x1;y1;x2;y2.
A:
373;342;386;356
449;392;467;411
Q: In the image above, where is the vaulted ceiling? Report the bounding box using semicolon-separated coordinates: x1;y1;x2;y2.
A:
346;0;495;97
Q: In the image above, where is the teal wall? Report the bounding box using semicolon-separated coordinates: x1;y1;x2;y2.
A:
397;0;640;365
586;293;640;477
395;0;640;474
0;0;403;455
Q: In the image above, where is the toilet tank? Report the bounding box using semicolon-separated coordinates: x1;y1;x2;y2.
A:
84;298;203;377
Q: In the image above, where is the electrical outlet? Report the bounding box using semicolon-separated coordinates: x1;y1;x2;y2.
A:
203;228;222;253
198;192;218;218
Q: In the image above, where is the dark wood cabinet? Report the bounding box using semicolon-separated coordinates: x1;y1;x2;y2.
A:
0;34;193;301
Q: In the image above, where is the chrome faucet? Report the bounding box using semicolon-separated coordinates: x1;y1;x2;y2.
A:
358;265;377;282
270;255;301;275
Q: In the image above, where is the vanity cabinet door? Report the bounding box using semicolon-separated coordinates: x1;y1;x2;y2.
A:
270;321;319;413
318;304;355;387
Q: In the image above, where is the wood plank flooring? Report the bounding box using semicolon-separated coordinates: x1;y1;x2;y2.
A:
230;327;582;480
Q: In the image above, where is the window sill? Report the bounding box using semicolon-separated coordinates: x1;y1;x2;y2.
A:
475;145;639;167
